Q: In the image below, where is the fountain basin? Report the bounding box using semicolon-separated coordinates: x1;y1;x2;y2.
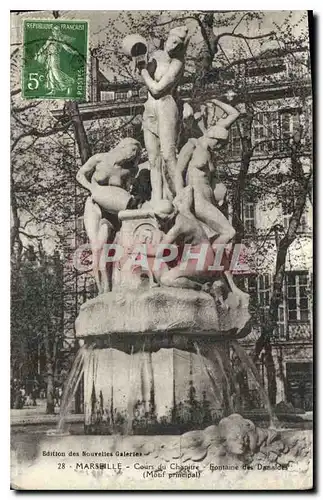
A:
75;287;251;339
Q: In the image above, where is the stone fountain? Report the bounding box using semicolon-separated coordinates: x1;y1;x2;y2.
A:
75;27;253;436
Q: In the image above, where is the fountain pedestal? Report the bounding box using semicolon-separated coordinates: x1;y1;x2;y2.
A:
81;343;230;434
75;211;251;434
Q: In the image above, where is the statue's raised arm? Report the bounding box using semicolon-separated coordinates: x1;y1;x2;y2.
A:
141;56;183;99
76;154;102;192
209;98;240;130
175;97;241;246
124;26;189;202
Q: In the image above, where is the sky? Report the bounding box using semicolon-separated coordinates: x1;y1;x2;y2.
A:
11;10;309;57
10;10;310;89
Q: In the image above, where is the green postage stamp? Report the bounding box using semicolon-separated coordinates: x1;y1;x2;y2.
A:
22;19;88;100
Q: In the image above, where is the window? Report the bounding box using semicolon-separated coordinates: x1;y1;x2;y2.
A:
242;272;310;329
245;275;257;295
287;272;309;322
115;91;128;101
100;91;114;101
229;123;241;156
258;274;271;322
245;275;258;315
76;216;87;246
279;109;301;151
253;113;266;154
282;200;291;231
286;362;313;411
252;112;279;154
282;212;307;233
287;52;311;81
243;201;256;233
269;111;280;151
245;57;286;78
277;303;286;338
302;104;312;150
244;274;271;323
252;110;303;155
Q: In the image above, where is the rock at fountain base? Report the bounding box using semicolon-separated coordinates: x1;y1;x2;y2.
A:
11;429;313;490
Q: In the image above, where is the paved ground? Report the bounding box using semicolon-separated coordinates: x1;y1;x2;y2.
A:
11;400;312;427
11;400;83;426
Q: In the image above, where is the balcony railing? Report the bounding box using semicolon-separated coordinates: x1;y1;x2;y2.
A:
100;89;148;102
238;319;312;344
95;49;311;107
287;323;312;341
271;321;311;342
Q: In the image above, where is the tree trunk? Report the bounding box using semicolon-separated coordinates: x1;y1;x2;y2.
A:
231;103;254;242
65;101;91;163
10;174;23;267
264;342;277;405
254;150;311;404
194;13;219;88
46;360;55;414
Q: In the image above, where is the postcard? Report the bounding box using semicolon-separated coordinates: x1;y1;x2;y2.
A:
10;10;313;490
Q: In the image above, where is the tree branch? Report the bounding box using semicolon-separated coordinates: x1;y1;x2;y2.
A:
232;13;248;34
217;31;275;42
12;102;41;113
155;15;199;27
11;118;71;152
11;88;21;97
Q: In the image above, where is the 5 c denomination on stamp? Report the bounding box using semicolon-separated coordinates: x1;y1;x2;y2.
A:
22;19;88;100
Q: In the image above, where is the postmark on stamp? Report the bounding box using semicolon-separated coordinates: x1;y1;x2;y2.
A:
22;19;88;100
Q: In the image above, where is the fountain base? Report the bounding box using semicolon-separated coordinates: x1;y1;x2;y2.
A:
83;344;230;434
76;283;252;434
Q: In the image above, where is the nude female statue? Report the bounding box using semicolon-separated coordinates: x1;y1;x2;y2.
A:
155;186;220;290
137;26;189;202
76;138;142;294
154;187;247;301
174;98;240;246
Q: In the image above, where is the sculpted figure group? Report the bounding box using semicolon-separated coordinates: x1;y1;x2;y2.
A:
77;26;243;297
